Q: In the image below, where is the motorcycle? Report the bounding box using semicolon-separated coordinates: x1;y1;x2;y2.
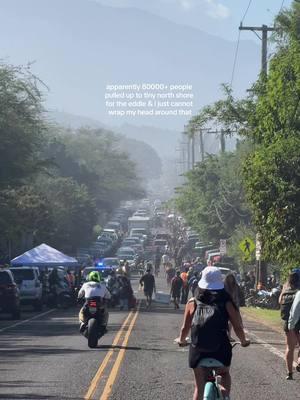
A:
245;286;281;309
79;297;108;348
46;282;72;309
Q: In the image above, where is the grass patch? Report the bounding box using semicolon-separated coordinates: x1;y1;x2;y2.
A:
241;307;281;331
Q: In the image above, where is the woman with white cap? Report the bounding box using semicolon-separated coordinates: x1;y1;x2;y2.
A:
175;266;249;400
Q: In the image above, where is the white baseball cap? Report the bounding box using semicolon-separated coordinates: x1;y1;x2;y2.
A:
198;267;224;290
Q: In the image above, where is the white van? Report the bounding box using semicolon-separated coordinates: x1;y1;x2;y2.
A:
10;267;43;311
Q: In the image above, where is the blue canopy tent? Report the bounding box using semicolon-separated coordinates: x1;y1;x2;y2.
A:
10;243;79;269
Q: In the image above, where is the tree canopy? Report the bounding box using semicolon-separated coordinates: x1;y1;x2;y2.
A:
0;63;146;259
176;2;300;272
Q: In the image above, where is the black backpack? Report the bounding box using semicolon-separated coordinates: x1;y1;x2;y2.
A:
280;289;298;321
191;298;227;352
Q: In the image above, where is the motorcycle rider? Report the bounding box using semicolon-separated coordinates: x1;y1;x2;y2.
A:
78;271;111;333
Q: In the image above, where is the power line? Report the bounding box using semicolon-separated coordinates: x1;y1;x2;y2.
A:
230;0;254;87
241;0;253;23
279;0;285;12
230;29;241;86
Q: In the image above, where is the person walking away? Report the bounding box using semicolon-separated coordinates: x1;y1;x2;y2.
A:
187;266;194;282
279;271;300;379
166;263;176;286
66;270;75;289
78;271;111;333
188;272;199;297
48;268;61;305
288;285;300;375
175;266;250;400
180;267;189;304
117;273;133;310
224;273;241;341
140;265;156;310
162;253;169;272
154;248;161;277
170;271;183;309
122;260;130;278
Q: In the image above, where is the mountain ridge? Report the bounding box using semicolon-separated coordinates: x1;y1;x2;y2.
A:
0;0;260;131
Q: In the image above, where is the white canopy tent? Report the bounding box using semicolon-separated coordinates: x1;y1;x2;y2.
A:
10;243;79;269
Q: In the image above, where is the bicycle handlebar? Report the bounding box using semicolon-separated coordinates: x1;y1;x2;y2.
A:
174;339;250;348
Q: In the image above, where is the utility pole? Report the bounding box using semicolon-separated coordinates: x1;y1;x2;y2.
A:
199;129;204;161
239;23;275;289
220;130;226;153
186;139;191;171
239;24;275;74
191;134;195;168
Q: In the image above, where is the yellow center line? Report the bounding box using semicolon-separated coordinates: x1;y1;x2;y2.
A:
99;303;140;400
84;311;133;400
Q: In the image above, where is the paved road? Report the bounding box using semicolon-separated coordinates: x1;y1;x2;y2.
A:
1;272;300;399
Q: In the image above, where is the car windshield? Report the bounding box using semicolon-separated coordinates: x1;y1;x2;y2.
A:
0;271;13;284
10;269;35;280
118;254;134;260
83;268;113;279
103;259;119;266
154;240;167;245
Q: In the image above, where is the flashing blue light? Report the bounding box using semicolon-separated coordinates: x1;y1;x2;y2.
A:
97;263;104;267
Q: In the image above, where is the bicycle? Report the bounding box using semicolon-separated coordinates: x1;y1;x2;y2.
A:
174;339;248;399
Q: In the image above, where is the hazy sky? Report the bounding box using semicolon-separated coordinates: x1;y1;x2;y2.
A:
93;0;293;41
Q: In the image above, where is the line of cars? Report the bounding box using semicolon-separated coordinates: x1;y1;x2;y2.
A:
77;207;133;264
184;228;236;277
80;206;155;281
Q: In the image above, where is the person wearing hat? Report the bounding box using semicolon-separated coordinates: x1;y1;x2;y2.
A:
175;266;249;400
139;264;156;310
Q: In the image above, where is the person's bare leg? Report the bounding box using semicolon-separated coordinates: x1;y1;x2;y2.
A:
285;331;297;376
285;331;298;379
193;368;206;400
218;367;231;397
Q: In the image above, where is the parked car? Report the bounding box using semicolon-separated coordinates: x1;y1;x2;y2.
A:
10;267;43;311
0;269;21;319
101;258;120;269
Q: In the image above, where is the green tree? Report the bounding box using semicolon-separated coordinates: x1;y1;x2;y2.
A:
0;185;52;257
243;3;300;266
176;150;250;243
0;63;47;188
45;128;145;214
37;176;97;252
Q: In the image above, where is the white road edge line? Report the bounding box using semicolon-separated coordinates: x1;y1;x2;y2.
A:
245;328;298;368
0;309;56;333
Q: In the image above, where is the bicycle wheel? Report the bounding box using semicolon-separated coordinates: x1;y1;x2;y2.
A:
203;382;217;399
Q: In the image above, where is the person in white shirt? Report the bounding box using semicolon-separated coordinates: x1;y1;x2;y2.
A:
162;254;169;271
78;271;111;332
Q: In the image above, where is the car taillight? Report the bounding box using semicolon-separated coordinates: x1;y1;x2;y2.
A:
6;284;16;291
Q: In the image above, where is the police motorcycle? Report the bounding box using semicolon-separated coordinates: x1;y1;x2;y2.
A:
78;271;111;348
